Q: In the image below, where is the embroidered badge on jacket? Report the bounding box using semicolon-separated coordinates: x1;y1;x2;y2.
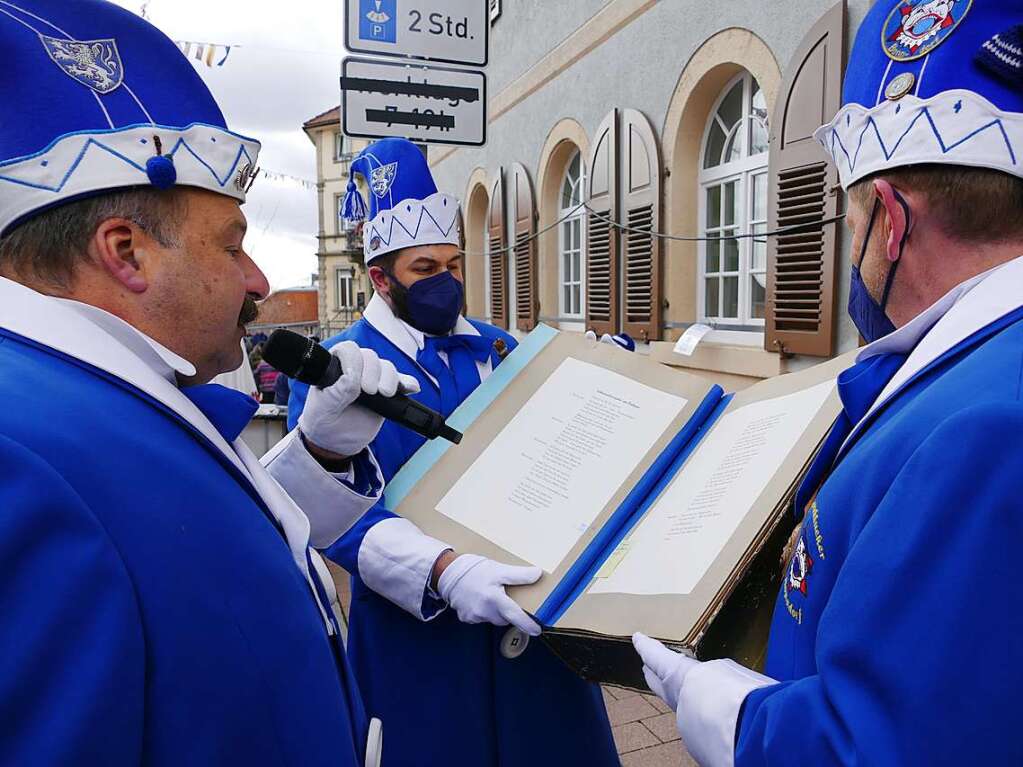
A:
883;0;972;62
40;35;124;94
788;537;814;597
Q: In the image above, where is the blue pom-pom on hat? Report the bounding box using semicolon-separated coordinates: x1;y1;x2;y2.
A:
145;135;177;190
146;155;177;190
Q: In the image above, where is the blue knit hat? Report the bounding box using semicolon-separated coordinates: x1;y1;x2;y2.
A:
341;137;460;263
0;0;260;236
815;0;1023;189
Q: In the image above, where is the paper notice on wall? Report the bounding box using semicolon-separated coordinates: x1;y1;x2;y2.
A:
435;357;687;573
590;380;835;596
672;324;713;356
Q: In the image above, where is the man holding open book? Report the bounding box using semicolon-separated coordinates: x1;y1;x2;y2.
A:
287;139;619;767
636;1;1023;764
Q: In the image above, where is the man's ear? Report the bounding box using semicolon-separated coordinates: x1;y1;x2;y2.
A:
368;264;390;294
88;218;149;293
874;179;910;264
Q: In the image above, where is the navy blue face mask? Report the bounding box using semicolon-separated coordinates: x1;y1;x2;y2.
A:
386;269;465;336
848;194;910;343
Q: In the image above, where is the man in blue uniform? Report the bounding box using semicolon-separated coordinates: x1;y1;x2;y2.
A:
0;2;415;764
289;138;619;767
635;2;1023;765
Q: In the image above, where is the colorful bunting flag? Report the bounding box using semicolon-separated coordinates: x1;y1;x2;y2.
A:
175;40;235;67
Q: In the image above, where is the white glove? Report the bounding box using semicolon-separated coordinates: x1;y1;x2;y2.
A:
437;554;543;636
632;632;699;711
298;341;420;457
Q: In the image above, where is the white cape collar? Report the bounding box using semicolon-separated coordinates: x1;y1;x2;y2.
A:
0;276;248;476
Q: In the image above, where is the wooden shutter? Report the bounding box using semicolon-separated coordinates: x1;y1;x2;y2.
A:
765;0;846;357
488;171;508;329
586;109;619;336
621;109;662;342
510;163;538;331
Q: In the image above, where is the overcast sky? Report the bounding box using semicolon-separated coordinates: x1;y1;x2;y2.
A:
111;0;345;291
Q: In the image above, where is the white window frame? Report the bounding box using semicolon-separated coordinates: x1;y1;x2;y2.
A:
558;150;586;322
697;72;770;338
335;267;354;310
334;131;350;163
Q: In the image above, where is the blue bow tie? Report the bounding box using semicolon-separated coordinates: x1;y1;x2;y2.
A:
180;384;259;443
424;333;494;363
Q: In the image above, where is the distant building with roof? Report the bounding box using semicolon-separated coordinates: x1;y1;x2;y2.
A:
248;286;320;338
302;106;372;337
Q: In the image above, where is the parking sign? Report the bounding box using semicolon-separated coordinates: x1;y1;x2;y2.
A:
345;0;489;67
358;0;397;43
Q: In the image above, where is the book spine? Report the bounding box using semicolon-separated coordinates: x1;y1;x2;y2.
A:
536;386;732;626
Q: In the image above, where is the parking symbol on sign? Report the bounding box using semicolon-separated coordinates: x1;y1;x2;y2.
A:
359;0;397;43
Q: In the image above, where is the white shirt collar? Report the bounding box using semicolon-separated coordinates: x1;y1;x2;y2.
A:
362;292;480;362
0;277;339;628
846;254;1023;438
855;261;1005;363
52;296;197;383
0;276;248;475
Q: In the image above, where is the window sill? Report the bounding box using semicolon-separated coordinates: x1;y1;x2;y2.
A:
701;328;764;347
649;339;786;381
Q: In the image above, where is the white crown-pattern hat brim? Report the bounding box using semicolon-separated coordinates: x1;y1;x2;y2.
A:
363;191;461;263
815;89;1023;190
0;122;261;235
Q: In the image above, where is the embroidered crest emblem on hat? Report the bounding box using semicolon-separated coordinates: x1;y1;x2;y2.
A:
882;0;972;62
40;35;124;94
370;162;397;198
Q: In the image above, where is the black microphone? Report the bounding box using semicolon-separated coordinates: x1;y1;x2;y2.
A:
263;329;463;445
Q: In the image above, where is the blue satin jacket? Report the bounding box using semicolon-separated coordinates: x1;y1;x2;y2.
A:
736;308;1023;765
0;329;368;766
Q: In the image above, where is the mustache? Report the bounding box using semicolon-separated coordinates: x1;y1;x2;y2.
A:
238;295;260;326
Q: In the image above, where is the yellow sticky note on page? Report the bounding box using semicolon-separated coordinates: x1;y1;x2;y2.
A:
595;540;631;579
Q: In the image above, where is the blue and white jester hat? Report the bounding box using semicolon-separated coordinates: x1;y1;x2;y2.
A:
815;0;1023;190
341;137;460;264
0;0;260;236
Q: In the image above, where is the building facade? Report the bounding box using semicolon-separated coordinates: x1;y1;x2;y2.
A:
429;0;874;388
303;107;373;338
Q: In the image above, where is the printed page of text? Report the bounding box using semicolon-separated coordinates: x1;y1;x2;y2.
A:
590;380;835;595
435;357;687;573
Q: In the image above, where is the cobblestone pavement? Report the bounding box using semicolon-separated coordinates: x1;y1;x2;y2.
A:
602;685;697;766
329;562;695;766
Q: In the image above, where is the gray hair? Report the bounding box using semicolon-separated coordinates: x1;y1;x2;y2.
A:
0;188;187;290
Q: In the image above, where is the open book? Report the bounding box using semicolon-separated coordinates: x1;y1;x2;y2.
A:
385;325;852;688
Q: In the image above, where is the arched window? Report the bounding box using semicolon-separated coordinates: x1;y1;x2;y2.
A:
698;72;769;327
559;151;586;319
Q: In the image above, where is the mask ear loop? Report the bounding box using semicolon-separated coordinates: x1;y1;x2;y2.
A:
878;191;912;310
857;198;881;270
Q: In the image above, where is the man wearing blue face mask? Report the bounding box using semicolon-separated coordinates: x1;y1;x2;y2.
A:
288;138;618;767
632;2;1023;765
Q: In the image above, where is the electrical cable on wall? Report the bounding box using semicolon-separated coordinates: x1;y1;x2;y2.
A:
462;201;846;259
